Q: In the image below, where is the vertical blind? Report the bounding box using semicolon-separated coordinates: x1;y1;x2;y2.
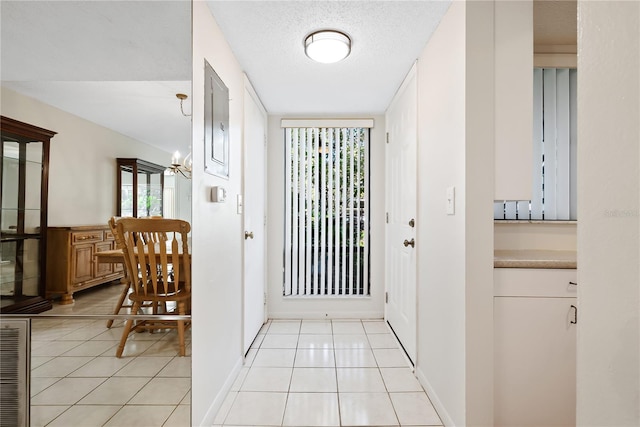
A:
495;68;577;220
284;127;370;297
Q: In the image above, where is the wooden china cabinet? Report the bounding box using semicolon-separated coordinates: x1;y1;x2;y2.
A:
0;116;55;313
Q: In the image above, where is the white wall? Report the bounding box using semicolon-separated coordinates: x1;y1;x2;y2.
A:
266;115;386;318
494;222;577;251
191;2;245;425
576;1;640;425
415;2;494;425
1;87;171;226
415;2;467;424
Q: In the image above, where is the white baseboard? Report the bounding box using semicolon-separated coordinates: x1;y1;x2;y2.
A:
197;356;243;426
268;311;383;319
415;366;456;427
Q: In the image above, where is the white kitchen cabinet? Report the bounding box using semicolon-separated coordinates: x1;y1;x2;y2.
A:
494;268;577;427
494;0;533;201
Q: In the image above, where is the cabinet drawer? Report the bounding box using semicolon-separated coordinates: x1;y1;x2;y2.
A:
104;230;115;241
72;231;103;244
494;268;577;298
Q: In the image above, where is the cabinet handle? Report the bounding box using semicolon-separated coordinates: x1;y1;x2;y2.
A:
569;281;578;286
570;305;578;324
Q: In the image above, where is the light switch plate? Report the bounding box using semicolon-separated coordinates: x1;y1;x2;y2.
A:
446;186;455;215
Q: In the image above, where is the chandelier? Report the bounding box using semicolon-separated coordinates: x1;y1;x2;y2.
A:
168;150;192;179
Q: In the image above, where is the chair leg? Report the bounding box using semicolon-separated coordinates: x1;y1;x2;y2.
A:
177;301;186;357
107;282;130;328
116;300;139;358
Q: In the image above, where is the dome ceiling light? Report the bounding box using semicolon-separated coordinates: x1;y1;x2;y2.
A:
304;30;351;64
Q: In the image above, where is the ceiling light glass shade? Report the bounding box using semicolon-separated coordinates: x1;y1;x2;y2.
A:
305;30;351;64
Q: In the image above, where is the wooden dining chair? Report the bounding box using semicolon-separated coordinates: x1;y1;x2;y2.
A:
106;216;134;328
114;217;191;357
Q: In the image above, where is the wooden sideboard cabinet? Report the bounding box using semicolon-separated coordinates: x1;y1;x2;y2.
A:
46;225;124;304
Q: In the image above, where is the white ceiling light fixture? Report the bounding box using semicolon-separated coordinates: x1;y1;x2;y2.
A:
304;30;351;64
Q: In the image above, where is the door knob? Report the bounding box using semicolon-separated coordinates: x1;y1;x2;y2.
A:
403;238;415;248
245;231;254;240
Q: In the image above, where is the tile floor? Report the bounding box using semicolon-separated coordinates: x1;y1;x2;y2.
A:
29;284;191;427
28;284;442;426
213;319;443;427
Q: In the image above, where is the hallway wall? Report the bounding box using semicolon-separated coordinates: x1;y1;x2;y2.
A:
191;2;245;424
576;1;640;425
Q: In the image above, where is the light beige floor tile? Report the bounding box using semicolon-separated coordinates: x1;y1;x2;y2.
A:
252;348;296;367
57;326;108;341
260;333;299;349
47;404;121;426
163;405;191;427
334;334;371;349
373;348;410;367
30;377;60;397
31;356;94;378
212;391;237;425
61;339;116;356
104;405;175;427
241;367;292;392
368;333;400;349
290;367;337;392
230;367;249;391
68;355;132;377
114;356;173;377
31;340;84;357
294;348;336;368
140;340;184;357
78;376;151;405
332;320;365;334
250;333;266;348
283;392;340;426
31;356;54;369
108;339;157;357
224;391;287;426
363;320;390;334
129;377;191;405
267;320;301;334
339;392;399;426
29;405;69;427
390;392;442;426
334;348;378;368
31;377;105;405
180;390;191;405
380;367;424;392
157;356;192;377
337;368;387;392
297;334;334;349
300;320;333;334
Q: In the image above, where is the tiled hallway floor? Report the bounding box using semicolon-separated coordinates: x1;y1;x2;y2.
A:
29;284;191;427
213;319;443;427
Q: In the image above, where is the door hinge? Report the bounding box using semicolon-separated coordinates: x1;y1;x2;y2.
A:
386;132;390;144
264;293;267;305
385;292;389;303
386;212;389;223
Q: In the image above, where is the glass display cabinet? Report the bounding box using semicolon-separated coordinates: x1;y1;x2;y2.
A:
116;158;165;218
1;116;55;313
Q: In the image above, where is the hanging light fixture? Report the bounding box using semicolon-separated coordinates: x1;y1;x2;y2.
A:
168;150;192;179
304;30;351;64
168;93;192;179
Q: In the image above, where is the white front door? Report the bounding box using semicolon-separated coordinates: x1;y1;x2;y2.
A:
243;77;267;354
385;64;417;363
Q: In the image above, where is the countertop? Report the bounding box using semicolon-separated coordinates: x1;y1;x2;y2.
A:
494;250;577;269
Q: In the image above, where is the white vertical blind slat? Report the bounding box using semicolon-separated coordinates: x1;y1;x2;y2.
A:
319;128;327;294
305;129;313;295
355;131;361;294
531;68;544;220
542;69;558;219
347;129;355;296
341;128;348;295
569;69;578;220
555;68;571;220
284;128;293;296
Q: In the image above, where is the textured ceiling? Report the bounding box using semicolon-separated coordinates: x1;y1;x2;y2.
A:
207;1;451;115
1;0;576;155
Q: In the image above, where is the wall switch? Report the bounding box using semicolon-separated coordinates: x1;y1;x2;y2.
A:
446;186;455;215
